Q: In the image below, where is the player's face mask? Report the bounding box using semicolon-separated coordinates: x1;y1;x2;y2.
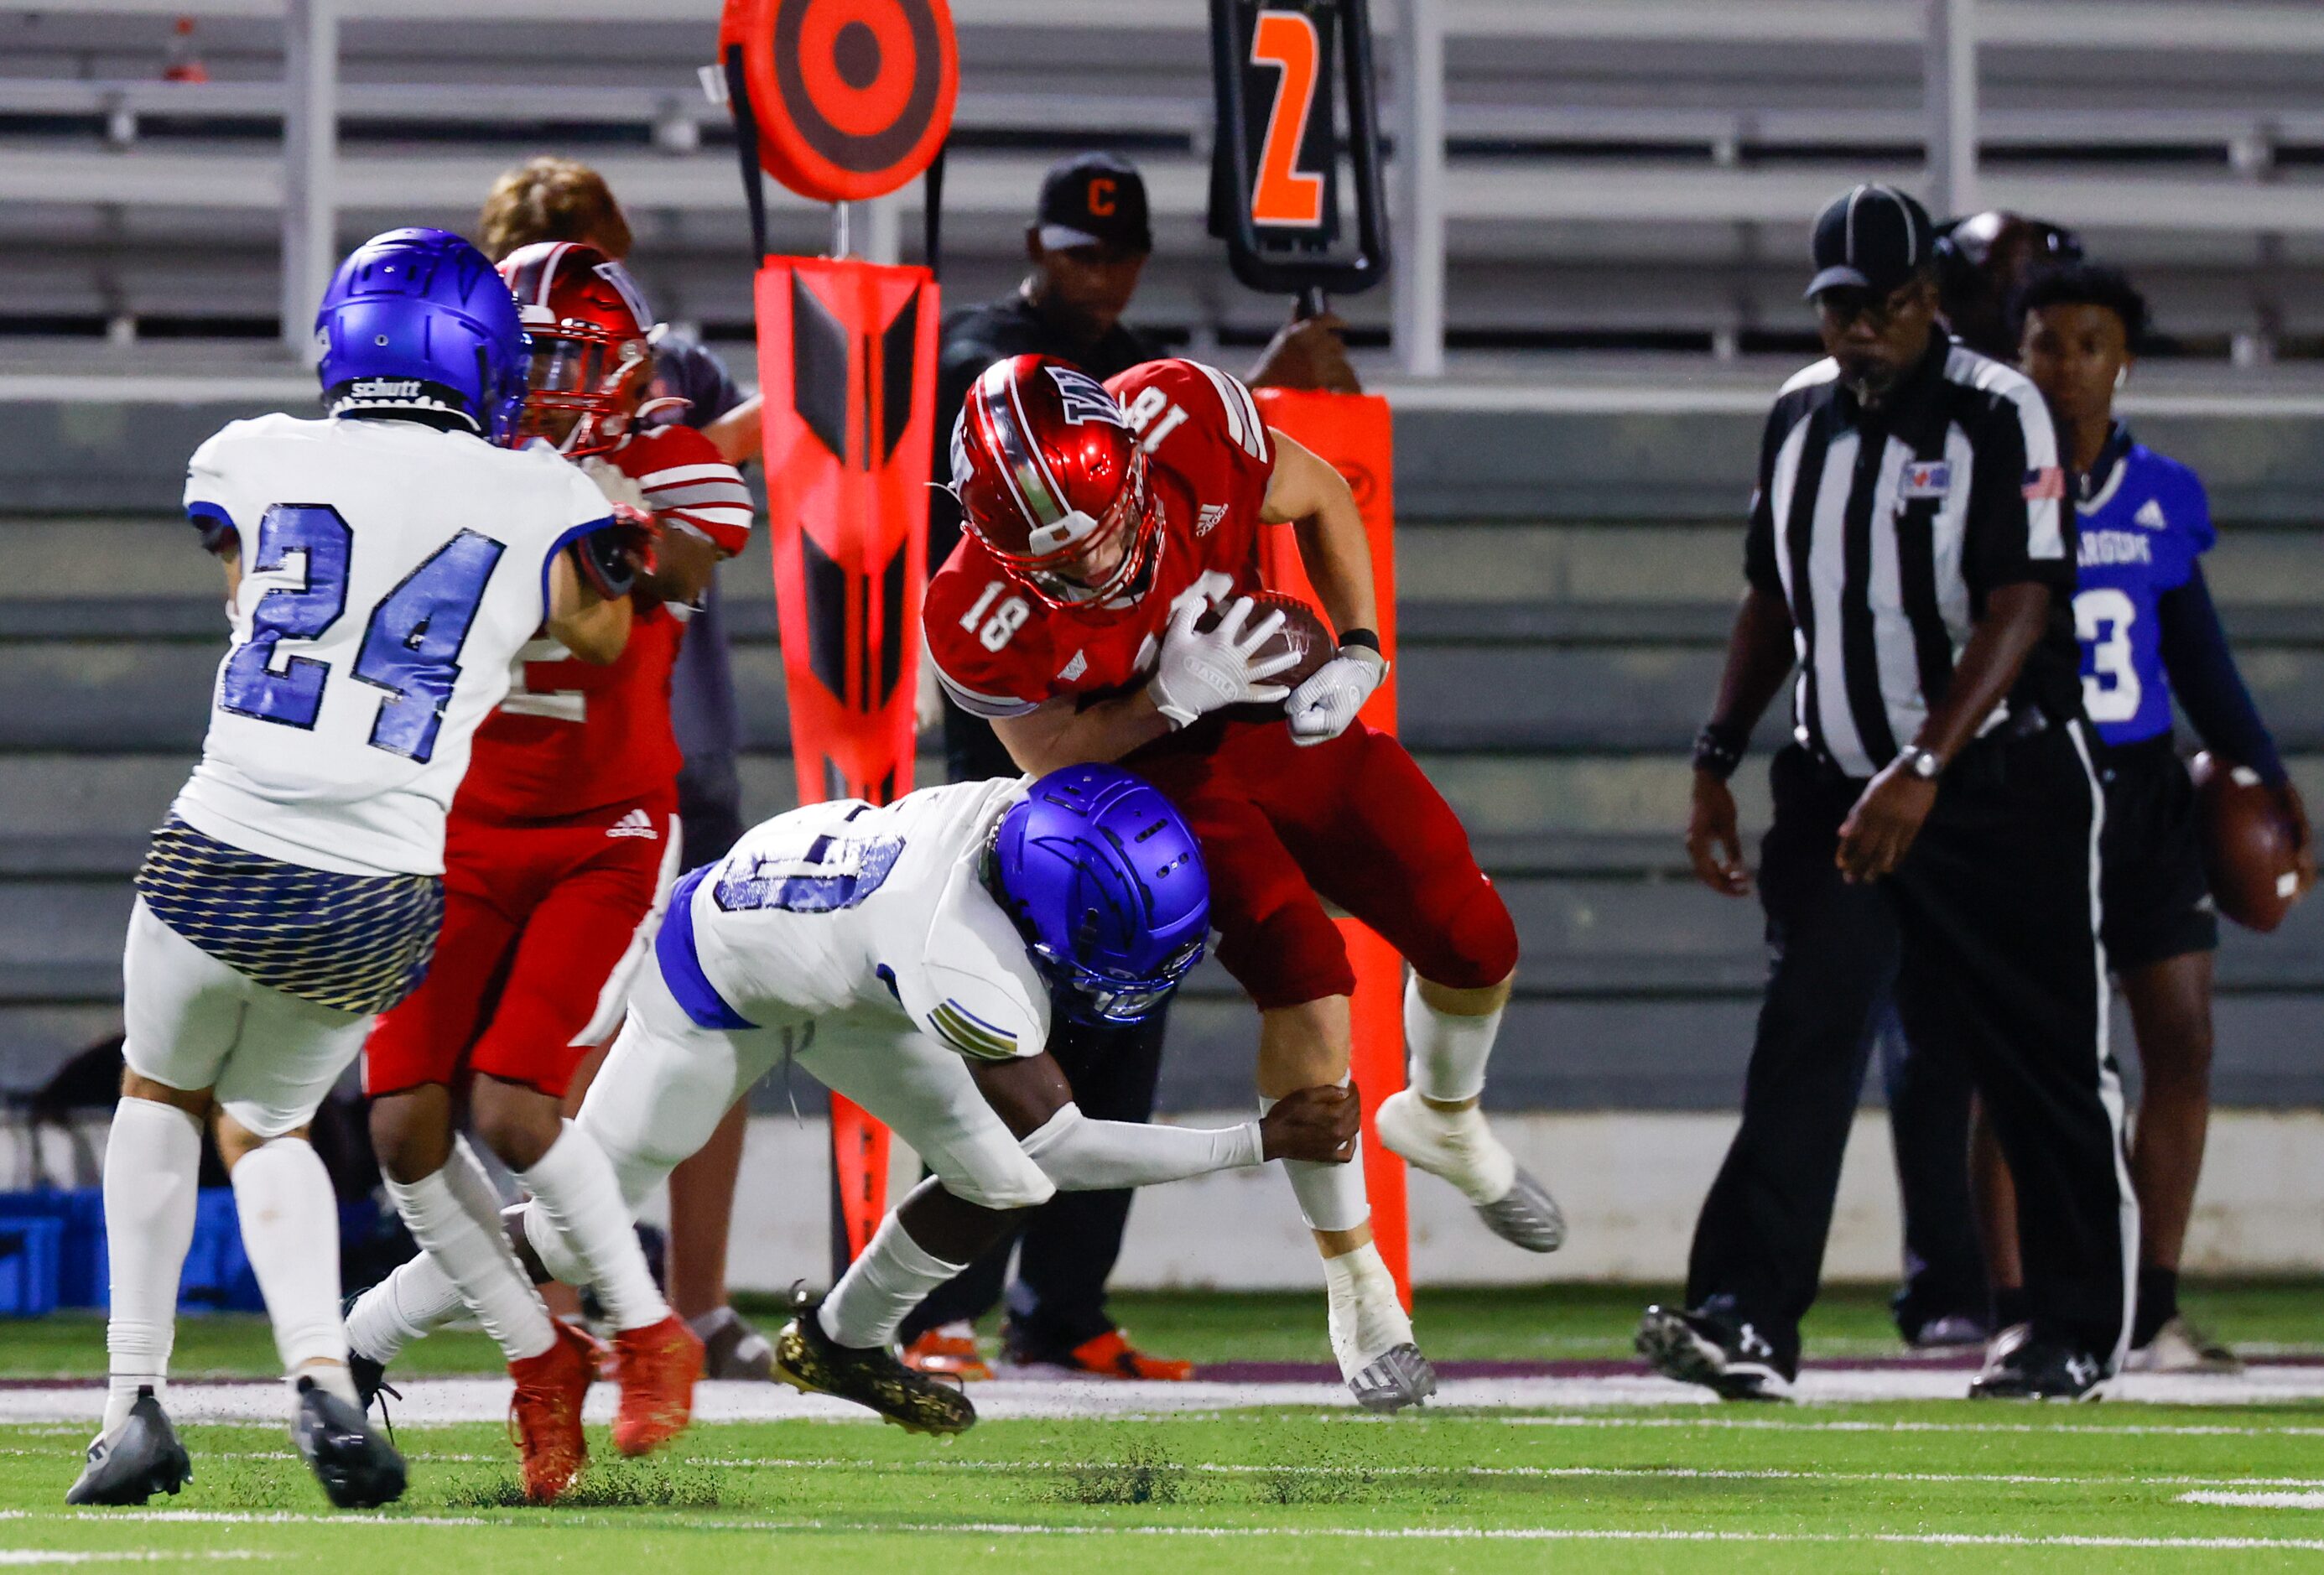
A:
516;330;651;456
1032;936;1203;1026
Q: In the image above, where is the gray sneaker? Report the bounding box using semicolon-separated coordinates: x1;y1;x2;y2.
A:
692;1307;775;1381
65;1388;191;1507
2127;1315;2243;1375
1347;1344;1438;1413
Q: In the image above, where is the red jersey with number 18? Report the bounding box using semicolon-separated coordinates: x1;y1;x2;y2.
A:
925;358;1279;719
455;423;753;822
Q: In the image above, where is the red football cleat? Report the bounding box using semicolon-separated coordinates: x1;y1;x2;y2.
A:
609;1313;702;1458
507;1320;599;1503
902;1323;992;1382
1056;1328;1194;1382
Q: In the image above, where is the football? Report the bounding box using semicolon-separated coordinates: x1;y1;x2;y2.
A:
1196;590;1338;718
2191;751;2306;933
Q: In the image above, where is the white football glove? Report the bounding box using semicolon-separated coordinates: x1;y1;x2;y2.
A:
1287;643;1388;746
1146;595;1300;729
581;455;649;512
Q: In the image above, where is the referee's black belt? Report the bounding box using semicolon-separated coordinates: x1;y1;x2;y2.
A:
1802;702;2056;786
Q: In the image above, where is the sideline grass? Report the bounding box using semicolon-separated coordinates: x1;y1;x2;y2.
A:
7;1405;2324;1572
9;1281;2320;1380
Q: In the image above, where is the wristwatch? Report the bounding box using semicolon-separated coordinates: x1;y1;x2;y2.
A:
1897;746;1944;781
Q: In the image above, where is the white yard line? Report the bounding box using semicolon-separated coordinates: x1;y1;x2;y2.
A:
0;1557;268;1565
57;1513;486;1529
1506;1412;2324;1438
2183;1491;2324;1510
34;1510;2324;1554
8;1365;2324;1427
694;1519;2324;1552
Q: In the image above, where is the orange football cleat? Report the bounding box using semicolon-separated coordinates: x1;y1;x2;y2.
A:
609;1313;702;1457
1058;1328;1194;1382
901;1323;992;1382
507;1321;599;1503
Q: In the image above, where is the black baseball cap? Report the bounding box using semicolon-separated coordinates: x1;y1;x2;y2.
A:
1806;184;1937;300
1036;152;1152;255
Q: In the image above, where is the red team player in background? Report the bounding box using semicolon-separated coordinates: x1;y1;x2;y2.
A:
925;355;1562;1410
347;242;752;1499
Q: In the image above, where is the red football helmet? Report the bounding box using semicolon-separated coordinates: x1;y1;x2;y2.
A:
496;241;656;456
953;355;1162;611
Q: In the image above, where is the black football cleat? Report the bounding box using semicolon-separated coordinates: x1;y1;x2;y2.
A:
1637;1302;1795;1401
1968;1329;2108;1401
773;1297;976;1437
292;1376;408;1508
65;1387;192;1506
339;1292;395;1422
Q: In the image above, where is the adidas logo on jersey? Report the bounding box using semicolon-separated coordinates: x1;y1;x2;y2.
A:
2135;497;2168;531
606;808;659;839
1057;651;1089;681
1197;503;1227;537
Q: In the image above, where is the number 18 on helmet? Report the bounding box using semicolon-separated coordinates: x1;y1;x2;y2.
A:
987;764;1209;1025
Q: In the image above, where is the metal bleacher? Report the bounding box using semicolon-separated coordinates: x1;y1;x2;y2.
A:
5;1;2324;1112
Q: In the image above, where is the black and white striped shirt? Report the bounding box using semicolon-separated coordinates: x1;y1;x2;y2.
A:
1744;335;2082;779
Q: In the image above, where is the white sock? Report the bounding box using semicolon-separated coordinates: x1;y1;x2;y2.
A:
384;1167;555;1364
101;1098;202;1433
344;1251;465;1367
1322;1240;1412;1374
1263;1083;1371;1234
1405;975;1501;1105
817;1212;966;1350
521;1121;668;1333
228;1137;351;1394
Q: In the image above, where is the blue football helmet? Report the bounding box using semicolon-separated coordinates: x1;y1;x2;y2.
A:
315;227;528;442
989;764;1209;1025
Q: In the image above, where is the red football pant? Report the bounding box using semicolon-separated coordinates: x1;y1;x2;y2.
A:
363;791;682;1102
1127;719;1517;1010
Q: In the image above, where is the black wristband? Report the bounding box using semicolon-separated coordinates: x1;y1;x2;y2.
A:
575;529;639;600
1339;627;1383;654
1692;722;1749;782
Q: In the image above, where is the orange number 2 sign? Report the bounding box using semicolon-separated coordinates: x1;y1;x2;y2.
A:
1249;9;1323;229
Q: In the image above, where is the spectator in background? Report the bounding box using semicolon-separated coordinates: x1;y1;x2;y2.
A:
1935;211;2083;361
895;151;1360;1382
1976;262;2312;1371
476;157;770;1382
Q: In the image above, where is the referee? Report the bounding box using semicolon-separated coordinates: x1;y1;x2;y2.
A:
1637;185;2135;1401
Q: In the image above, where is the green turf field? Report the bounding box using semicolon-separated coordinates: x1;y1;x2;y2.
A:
7;1407;2324;1571
4;1285;2322;1570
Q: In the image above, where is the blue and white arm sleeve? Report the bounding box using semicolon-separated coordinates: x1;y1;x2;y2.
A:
1017;1103;1264;1190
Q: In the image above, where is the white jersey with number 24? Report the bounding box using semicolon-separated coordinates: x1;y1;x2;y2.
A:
173;413;612;877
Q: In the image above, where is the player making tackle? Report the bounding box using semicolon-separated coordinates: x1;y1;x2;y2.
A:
70;227;654;1510
925;355;1564;1409
344;763;1362;1439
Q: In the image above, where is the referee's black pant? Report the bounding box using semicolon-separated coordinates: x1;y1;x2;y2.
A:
1687;724;2135;1370
892;698;1169;1354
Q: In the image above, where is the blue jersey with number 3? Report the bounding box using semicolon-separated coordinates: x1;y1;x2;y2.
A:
2072;433;2214;747
174;413;614;877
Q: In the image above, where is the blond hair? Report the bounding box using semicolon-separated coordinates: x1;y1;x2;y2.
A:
476;157;634;262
